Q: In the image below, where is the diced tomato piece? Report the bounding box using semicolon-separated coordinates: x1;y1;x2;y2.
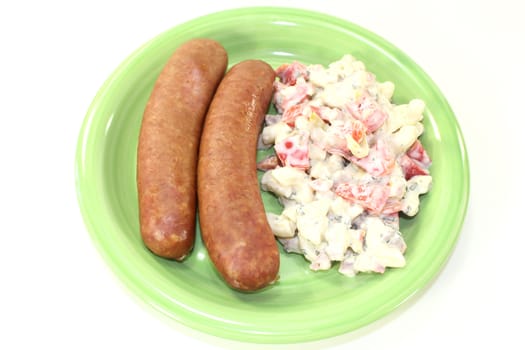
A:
407;140;431;167
334;182;389;214
351;139;395;176
273;81;313;112
364;109;388;133
345;95;387;133
399;154;429;180
275;61;308;85
381;199;403;215
281;102;309;127
274;133;310;170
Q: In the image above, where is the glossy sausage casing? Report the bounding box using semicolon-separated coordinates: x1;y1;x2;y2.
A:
198;60;280;291
137;39;227;260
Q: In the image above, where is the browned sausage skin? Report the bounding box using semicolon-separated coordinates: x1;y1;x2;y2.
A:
137;39;228;260
198;60;279;291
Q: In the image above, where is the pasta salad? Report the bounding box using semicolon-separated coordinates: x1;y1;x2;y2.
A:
258;55;432;276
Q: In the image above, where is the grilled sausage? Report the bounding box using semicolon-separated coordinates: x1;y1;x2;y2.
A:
198;60;279;291
137;38;227;260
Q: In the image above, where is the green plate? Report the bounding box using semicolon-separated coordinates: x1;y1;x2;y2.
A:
75;7;469;343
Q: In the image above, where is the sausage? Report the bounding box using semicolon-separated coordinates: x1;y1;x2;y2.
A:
197;60;280;291
137;39;227;260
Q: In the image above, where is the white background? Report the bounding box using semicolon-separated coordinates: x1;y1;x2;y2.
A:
1;0;524;349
